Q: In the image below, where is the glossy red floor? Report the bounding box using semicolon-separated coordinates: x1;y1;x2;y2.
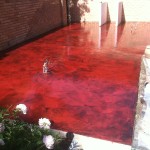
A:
0;23;150;145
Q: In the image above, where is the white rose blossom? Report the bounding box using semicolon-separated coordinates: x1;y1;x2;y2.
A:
43;135;54;149
38;118;51;129
0;123;5;133
0;139;5;146
16;104;27;114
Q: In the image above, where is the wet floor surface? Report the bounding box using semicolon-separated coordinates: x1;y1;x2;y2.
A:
0;22;150;145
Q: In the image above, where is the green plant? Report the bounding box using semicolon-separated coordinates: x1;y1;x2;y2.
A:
0;104;62;150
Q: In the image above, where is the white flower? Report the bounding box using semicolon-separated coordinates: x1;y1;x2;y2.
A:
0;123;5;133
43;135;54;149
0;139;5;145
38;118;51;129
16;104;27;114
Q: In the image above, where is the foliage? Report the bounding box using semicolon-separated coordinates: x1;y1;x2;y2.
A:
0;105;63;150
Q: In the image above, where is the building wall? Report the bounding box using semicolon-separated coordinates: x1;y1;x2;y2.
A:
69;0;150;23
0;0;67;51
1;0;150;51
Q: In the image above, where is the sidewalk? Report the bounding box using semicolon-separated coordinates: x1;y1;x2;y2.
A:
132;50;150;150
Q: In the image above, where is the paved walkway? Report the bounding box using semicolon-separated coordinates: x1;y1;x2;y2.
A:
132;55;150;150
1;23;150;148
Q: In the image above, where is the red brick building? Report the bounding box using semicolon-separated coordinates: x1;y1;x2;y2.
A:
1;0;150;51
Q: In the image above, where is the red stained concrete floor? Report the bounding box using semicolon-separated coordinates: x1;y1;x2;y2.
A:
0;22;150;145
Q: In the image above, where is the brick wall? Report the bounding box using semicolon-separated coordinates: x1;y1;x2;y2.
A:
0;0;67;51
1;0;150;51
68;0;150;23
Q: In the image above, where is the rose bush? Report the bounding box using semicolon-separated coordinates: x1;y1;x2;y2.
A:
0;105;62;150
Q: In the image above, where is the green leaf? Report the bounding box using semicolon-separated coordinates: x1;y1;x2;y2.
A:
0;134;3;139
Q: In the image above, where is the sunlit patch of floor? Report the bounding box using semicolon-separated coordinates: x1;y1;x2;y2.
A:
53;129;131;150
